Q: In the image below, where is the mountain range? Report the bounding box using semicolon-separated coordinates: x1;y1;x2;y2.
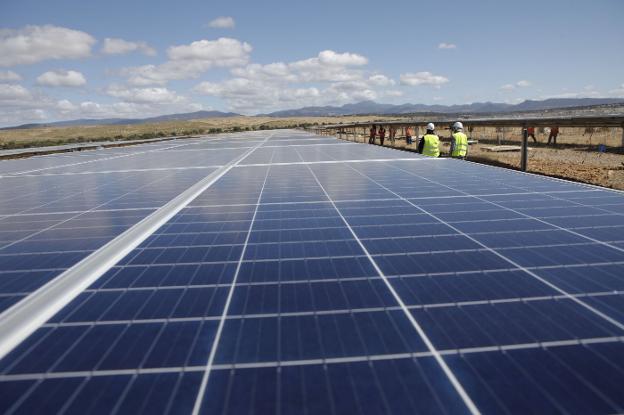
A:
3;98;623;130
263;98;624;117
1;110;240;130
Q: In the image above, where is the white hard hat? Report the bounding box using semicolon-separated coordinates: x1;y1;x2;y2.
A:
426;123;435;130
453;122;464;130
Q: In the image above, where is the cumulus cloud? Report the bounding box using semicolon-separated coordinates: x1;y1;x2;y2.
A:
368;74;396;86
208;16;235;29
317;50;367;66
500;80;532;91
36;70;87;87
195;78;323;112
400;72;449;86
0;81;204;127
0;25;95;67
438;42;457;49
231;50;368;85
0;70;22;81
195;49;404;113
167;38;251;63
0;83;32;101
0;69;213;126
105;85;183;103
102;38;156;56
122;37;252;85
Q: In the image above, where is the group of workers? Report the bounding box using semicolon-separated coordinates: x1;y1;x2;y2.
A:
369;122;468;158
367;122;562;158
527;126;560;145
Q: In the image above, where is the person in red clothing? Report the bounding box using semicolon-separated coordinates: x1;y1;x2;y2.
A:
369;125;377;144
378;125;386;146
547;126;559;145
527;126;537;142
389;126;396;145
405;126;413;145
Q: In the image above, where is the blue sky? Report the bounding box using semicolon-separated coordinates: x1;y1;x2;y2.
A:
0;0;623;126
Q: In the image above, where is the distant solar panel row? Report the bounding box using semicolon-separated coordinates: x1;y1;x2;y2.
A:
1;130;624;414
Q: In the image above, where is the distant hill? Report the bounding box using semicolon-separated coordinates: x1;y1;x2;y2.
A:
264;98;624;117
1;110;240;130
4;98;624;130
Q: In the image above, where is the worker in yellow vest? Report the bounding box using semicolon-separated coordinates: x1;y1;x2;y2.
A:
417;123;440;157
450;122;468;159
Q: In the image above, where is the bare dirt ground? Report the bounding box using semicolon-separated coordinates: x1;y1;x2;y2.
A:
342;128;624;190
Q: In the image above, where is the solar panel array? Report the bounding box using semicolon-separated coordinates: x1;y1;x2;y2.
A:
1;130;624;414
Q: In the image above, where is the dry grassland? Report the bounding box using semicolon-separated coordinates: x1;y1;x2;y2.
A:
0;115;398;149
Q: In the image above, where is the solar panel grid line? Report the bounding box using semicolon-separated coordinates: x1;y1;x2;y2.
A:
237;157;443;168
461;157;624;197
137;209;621;228
191;148;275;415
139;217;621;240
0;180;85;207
386;163;624;247
0;175;137;219
2;335;623;384
33;290;624;329
77;267;624;291
1;165;228;178
186;188;610;208
390;165;624;253
0;169;199;251
292;147;482;415
3;140;198;177
1;206;158;219
0;134;272;362
342;162;624;333
461;169;624;218
4;259;620;282
117;233;621;251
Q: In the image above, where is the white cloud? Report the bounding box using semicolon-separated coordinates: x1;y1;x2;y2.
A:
195;49;405;113
101;38;156;56
123;37;252;85
0;83;205;127
317;50;367;66
36;70;87;87
208;16;235;29
0;83;32;101
400;72;449;86
105;85;183;103
56;99;76;112
0;25;95;67
167;38;251;63
608;84;624;97
0;70;21;81
438;42;457;49
384;90;404;97
231;50;368;85
501;80;532;91
195;78;324;113
368;74;395;87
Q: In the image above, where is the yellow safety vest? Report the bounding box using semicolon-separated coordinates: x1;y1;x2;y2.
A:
452;132;468;157
422;134;440;157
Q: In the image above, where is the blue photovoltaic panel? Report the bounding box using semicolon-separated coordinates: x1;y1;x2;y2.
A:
1;130;624;414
